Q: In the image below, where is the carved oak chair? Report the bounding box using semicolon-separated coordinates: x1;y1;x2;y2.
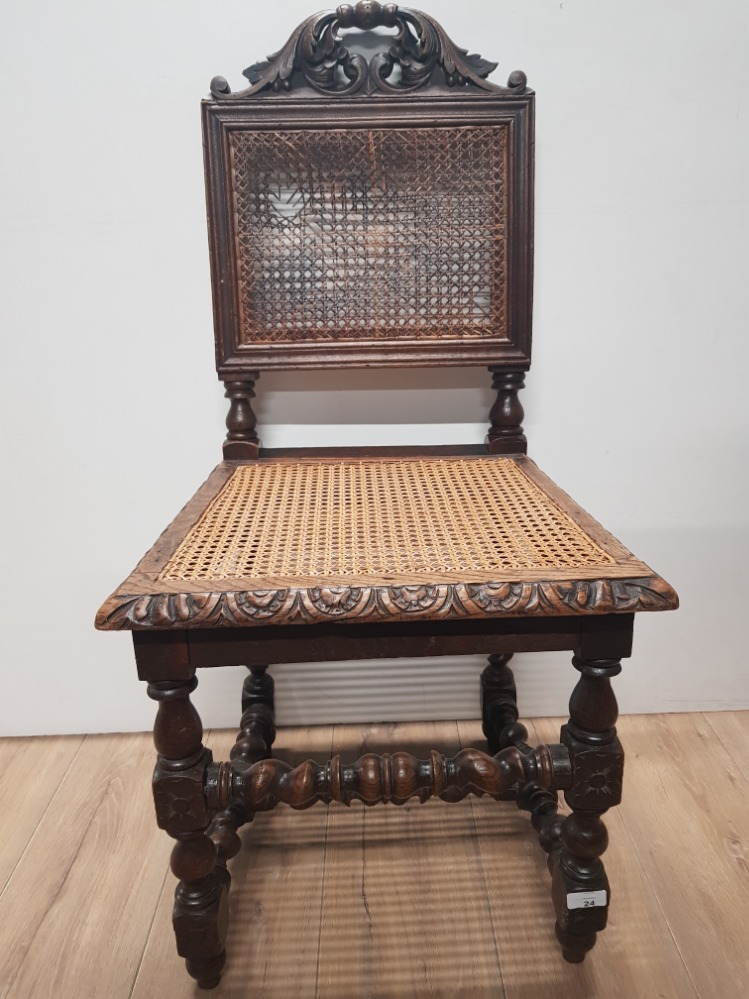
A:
96;3;678;989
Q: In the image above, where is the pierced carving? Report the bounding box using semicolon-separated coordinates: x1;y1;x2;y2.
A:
209;4;527;99
99;575;678;630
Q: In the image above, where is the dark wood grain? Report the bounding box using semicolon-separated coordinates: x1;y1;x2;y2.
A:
130;616;634;682
184;615;632;671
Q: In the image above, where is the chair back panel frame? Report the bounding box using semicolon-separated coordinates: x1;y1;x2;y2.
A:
202;91;534;375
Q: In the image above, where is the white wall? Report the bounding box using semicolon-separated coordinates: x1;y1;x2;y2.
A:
1;0;747;736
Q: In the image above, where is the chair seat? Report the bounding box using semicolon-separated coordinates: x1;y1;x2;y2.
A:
95;453;677;631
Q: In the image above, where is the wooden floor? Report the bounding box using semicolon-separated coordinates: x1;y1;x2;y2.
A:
1;713;748;998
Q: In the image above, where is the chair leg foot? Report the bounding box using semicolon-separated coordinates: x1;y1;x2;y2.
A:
173;860;230;988
555;922;595;963
550;828;609;962
187;950;227;989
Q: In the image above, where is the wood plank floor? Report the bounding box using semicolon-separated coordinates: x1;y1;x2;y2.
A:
1;714;748;998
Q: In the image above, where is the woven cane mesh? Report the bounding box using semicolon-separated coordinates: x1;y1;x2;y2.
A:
161;459;615;584
229;125;508;345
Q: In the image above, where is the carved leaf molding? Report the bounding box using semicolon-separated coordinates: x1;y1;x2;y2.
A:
98;577;679;630
209;3;528;99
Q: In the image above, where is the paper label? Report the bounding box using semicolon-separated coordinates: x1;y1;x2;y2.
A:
567;890;608;910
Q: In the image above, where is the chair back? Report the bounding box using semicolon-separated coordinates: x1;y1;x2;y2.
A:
202;4;534;378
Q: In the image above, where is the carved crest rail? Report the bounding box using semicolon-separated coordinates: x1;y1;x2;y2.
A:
209;2;527;99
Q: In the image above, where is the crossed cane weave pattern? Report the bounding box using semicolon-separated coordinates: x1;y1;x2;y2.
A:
160;458;615;585
229;124;508;344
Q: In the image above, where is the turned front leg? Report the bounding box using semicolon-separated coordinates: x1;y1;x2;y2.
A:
551;657;624;963
148;677;228;990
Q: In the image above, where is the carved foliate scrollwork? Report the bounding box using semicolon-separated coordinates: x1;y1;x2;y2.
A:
98;575;678;630
209;3;527;99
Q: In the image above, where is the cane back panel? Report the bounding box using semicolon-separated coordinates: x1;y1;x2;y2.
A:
202;17;534;374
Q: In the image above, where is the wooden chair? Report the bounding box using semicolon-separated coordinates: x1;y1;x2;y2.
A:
96;4;678;989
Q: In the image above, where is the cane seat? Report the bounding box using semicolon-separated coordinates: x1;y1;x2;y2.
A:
97;454;674;632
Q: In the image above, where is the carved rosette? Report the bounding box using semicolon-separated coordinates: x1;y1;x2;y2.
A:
563;748;624;809
209;3;527;99
97;575;678;630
